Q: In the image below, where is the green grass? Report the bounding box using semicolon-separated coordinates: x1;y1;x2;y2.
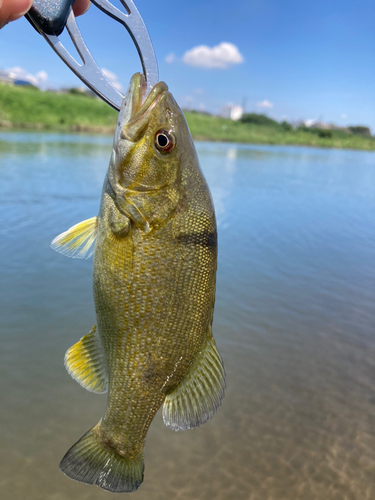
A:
1;84;374;151
184;111;375;151
0;84;117;131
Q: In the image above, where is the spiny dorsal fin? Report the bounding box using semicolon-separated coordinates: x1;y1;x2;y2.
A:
65;326;108;394
163;334;226;431
51;216;98;259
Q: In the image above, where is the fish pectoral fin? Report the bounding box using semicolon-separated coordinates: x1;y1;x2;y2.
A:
51;216;98;259
163;334;226;431
64;326;108;394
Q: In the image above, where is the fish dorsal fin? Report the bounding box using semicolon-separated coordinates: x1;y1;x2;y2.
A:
51;217;98;259
163;334;226;431
65;326;108;394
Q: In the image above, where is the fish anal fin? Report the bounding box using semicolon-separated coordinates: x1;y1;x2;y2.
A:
65;326;108;394
51;216;98;259
163;334;226;431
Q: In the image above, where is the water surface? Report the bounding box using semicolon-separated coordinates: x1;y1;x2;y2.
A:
1;132;375;500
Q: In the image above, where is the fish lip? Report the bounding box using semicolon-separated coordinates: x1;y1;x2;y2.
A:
121;75;169;142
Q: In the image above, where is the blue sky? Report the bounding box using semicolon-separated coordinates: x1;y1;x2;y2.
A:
0;0;374;129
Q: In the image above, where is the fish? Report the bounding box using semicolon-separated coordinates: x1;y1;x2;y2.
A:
51;72;226;493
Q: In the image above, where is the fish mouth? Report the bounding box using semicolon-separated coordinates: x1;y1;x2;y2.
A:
121;73;168;142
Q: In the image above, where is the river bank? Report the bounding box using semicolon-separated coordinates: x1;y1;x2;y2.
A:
1;84;374;150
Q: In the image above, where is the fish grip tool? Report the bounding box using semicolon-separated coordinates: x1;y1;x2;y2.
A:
26;0;159;110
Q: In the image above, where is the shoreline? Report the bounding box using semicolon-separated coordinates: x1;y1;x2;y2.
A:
0;84;374;151
1;122;374;152
0;122;375;151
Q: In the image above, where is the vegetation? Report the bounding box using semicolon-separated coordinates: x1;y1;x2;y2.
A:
184;111;375;150
0;84;117;132
0;84;374;151
348;126;371;137
240;113;280;127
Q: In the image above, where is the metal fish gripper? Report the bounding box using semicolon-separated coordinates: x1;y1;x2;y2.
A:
26;0;159;110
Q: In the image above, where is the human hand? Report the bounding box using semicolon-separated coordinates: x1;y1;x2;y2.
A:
0;0;90;29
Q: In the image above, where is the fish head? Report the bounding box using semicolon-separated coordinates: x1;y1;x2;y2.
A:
110;73;194;192
108;73;195;231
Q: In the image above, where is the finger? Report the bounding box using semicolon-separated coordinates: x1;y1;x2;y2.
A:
73;0;90;17
0;0;32;25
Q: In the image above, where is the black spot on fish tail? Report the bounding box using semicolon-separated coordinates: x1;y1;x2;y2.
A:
176;229;218;250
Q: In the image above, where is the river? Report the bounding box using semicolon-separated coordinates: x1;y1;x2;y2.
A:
0;132;374;500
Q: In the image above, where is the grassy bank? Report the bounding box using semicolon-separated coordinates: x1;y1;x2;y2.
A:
184;111;375;150
0;84;117;133
1;84;374;150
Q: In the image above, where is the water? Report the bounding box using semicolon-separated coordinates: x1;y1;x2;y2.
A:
1;132;375;500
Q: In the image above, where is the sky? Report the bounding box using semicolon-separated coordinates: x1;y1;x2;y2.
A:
0;0;374;129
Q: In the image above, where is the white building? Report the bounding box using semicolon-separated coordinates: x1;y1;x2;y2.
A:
221;103;243;121
230;105;243;121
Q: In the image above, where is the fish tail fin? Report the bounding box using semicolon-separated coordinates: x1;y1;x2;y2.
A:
59;425;144;493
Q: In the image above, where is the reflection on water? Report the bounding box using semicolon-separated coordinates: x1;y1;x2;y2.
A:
1;131;375;500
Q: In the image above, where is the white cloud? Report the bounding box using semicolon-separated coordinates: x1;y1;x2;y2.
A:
5;67;48;88
341;114;347;119
102;68;123;92
165;53;176;64
182;42;244;69
256;99;274;109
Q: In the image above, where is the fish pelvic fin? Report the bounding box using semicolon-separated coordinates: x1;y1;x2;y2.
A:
163;333;226;431
59;425;144;493
51;216;98;259
65;326;108;394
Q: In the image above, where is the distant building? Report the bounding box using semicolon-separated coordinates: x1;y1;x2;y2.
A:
303;118;318;128
303;119;333;129
298;120;349;132
230;105;243;121
221;103;244;121
303;119;337;130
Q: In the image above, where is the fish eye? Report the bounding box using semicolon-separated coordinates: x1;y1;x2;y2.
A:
154;129;175;154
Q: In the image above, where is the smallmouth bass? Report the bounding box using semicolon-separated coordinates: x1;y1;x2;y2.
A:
52;73;225;493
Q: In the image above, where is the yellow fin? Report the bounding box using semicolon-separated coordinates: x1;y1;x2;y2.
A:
163;335;226;431
64;326;108;394
51;216;98;259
